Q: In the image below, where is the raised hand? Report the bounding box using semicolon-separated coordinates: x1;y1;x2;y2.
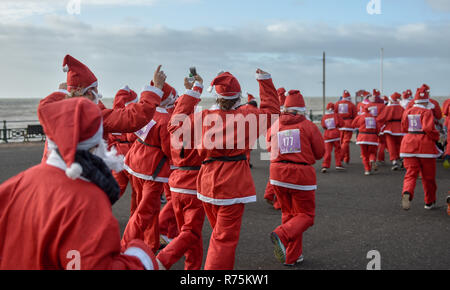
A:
153;65;167;90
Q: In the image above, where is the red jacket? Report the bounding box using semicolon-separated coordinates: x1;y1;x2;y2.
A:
194;74;280;206
268;113;325;190
124;107;172;183
376;103;405;136
352;112;381;146
334;99;357;131
400;104;441;158
0;161;155;270
167;82;204;194
365;102;385;118
321;111;344;142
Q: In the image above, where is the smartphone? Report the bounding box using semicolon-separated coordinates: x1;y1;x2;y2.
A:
189;67;197;77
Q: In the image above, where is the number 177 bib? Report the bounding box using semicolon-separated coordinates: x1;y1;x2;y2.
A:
277;129;301;154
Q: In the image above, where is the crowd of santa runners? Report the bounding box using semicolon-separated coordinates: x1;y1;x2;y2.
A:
0;55;448;270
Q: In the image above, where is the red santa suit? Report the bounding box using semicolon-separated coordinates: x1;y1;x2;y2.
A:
268;90;325;265
0;98;158;270
400;86;441;207
406;84;442;122
158;90;182;246
321;102;345;169
121;83;174;253
335;90;357;164
263;88;287;209
352;106;381;173
194;71;280;270
376;92;405;167
368;90;387;163
107;86;140;197
41;55;161;162
443;98;450;157
156;81;206;270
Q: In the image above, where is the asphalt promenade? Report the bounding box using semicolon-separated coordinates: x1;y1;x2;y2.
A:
0;142;448;270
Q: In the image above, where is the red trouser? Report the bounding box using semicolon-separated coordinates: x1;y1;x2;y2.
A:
359;144;377;172
203;203;245;270
272;186;315;265
157;192;205;270
402;157;437;205
385;135;403;161
322;140;342;168
121;177;163;253
377;135;386;162
340;130;353;163
112;170;130;198
159;184;180;239
264;182;281;210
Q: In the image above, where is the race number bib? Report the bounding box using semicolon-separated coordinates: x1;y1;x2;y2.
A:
134;120;157;141
278;129;301;155
408;115;422;132
338;103;349;114
365;117;376;129
368;106;378;117
325;118;336;129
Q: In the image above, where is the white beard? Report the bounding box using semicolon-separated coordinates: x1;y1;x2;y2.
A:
92;139;124;172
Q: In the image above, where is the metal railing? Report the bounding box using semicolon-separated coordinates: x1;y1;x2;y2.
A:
1;120;45;143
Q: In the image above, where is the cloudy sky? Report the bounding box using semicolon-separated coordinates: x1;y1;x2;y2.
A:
0;0;449;99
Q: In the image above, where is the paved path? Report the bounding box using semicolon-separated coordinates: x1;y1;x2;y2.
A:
0;142;449;270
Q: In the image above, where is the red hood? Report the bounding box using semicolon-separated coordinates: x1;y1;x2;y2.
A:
280;112;307;125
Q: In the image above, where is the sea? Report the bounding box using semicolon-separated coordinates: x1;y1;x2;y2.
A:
0;96;448;129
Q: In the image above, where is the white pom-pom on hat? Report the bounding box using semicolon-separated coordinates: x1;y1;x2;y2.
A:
63;64;69;73
65;162;83;180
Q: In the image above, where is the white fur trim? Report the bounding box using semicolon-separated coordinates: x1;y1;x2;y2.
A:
185;89;201;99
123;247;154;270
63;64;69;73
123;164;169;183
120;85;131;92
170;187;198;195
142;85;163;98
382;130;406;136
400;153;441;158
270;179;317;191
356;141;379;146
65;162;83;180
339;128;355;131
325;138;341;143
196;192;256;205
256;73;272;80
285;106;306;112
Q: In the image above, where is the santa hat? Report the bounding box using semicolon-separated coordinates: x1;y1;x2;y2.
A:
373;89;381;97
151;81;177;107
113;85;138;109
414;84;430;104
208;72;242;99
247;92;256;103
284;90;306;113
389;92;402;103
342;90;351;99
277;87;287;106
326;102;335;111
38;98;103;179
63;55;98;94
362;90;372;99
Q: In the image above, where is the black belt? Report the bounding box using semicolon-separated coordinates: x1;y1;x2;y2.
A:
178;166;201;171
115;139;131;144
343;117;353;120
360;132;378;135
138;138;161;148
276;160;309;166
202;155;247;165
408;131;425;135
